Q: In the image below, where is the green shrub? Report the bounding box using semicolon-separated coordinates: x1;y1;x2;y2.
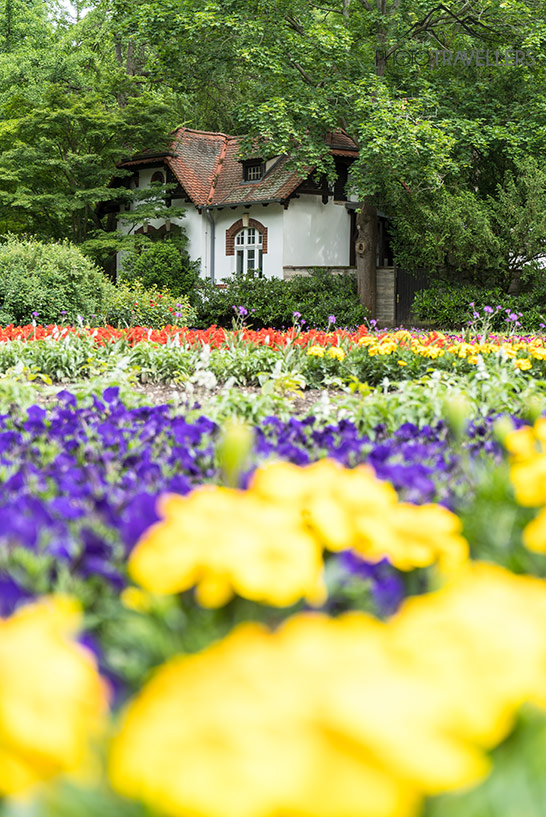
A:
194;269;368;329
102;281;195;328
412;280;546;331
0;236;113;325
120;241;200;298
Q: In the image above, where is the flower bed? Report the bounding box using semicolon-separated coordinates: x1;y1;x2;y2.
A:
0;326;546;388
0;390;498;614
2;408;546;816
2;331;546;817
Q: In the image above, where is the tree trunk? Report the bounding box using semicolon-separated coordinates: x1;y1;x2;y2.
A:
507;268;521;296
355;199;377;316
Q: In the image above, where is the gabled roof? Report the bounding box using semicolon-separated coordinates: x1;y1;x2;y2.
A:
120;127;358;207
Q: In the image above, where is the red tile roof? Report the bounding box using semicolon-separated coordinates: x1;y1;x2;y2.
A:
120;128;358;207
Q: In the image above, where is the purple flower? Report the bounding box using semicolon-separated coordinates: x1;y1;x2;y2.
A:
0;575;32;616
328;315;336;324
469;302;475;308
509;312;518;321
473;312;480;319
338;552;404;616
483;306;494;314
31;311;39;317
293;312;301;319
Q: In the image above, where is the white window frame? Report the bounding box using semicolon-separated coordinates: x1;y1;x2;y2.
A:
235;228;263;274
243;163;264;182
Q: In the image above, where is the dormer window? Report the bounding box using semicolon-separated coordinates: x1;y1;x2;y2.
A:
243;161;264;182
151;171;165;184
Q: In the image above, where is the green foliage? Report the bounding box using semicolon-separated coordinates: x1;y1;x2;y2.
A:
0;236;112;325
0;5;178;269
413;281;546;331
194;270;367;329
424;707;546;817
393;159;546;288
102;281;195;329
120;240;200;298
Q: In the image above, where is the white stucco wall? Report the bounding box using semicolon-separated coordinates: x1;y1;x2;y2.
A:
137;167;162;187
169;200;204;270
282;196;351;267
118;171;352;282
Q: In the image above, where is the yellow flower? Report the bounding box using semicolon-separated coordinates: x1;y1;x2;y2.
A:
361;502;469;572
250;460;398;553
108;617;429;817
110;562;546;817
0;596;108;796
306;345;325;358
514;358;532;370
250;461;468;572
504;425;538;461
499;344;517;359
327;346;345;361
510;455;546;506
131;457;470;620
129;487;326;608
391;562;546;739
523;507;546;553
121;587;154;613
503;418;546;506
397;360;407;366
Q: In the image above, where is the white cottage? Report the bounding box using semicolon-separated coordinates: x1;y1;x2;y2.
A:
117;128;361;283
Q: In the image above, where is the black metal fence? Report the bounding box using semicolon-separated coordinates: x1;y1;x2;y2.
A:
396;268;429;325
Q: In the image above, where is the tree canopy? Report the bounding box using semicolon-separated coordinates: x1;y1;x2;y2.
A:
0;0;545;294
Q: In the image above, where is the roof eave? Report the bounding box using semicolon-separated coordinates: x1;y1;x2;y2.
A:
200;198;285;210
118;152;176;168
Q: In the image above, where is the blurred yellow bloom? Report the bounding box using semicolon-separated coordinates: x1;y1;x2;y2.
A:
391;562;546;740
366;502;469;572
306;345;325;358
504;425;538;461
397;360;407;366
505;418;546;506
0;596;108;796
522;507;546;553
129;487;326;607
109;618;417;817
251;460;468;571
131;459;469;614
510;454;546;506
121;587;154;613
514;358;532;370
110;563;546;817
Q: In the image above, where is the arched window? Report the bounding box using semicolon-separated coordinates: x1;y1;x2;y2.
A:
151;171;165;184
235;227;263;274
